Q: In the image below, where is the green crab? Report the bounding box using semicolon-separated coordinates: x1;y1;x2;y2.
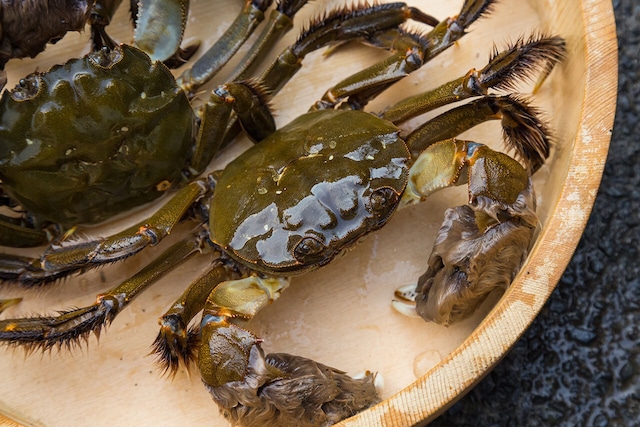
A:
0;0;565;425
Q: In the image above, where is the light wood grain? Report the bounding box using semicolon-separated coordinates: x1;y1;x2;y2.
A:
0;0;617;426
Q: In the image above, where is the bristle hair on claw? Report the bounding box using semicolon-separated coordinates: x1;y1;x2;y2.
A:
151;325;200;377
483;34;567;92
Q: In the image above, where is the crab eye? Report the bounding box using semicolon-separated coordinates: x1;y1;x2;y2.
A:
369;187;399;223
88;46;124;69
293;236;326;263
11;75;41;101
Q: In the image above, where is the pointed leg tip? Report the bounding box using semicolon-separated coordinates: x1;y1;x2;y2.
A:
394;283;419;301
0;297;23;315
391;299;420;318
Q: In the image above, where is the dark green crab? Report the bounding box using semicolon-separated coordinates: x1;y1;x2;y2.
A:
0;0;565;425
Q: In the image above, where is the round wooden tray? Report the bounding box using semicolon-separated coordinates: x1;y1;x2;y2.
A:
0;0;617;426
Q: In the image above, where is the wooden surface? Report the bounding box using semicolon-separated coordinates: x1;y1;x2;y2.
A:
0;0;617;426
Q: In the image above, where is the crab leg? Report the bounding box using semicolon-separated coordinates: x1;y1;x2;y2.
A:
404;95;552;171
227;0;311;82
177;0;274;95
312;0;496;110
197;275;379;426
88;0;123;51
0;219;49;248
382;35;566;124
259;2;439;94
188;81;276;174
0;179;210;285
209;2;440;150
0;232;205;351
386;34;565;169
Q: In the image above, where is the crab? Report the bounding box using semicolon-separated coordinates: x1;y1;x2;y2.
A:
0;0;566;425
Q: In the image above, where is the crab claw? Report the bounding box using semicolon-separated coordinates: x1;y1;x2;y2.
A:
199;317;379;427
394;196;536;325
134;0;197;64
399;139;538;325
416;199;535;325
196;275;379;426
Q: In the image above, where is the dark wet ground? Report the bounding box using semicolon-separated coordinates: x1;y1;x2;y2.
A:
430;1;639;426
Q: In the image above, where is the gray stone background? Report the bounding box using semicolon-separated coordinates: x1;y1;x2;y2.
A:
430;0;638;425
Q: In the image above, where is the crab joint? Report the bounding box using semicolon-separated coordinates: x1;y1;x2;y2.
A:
204;276;290;320
402;139;530;212
155;180;172;191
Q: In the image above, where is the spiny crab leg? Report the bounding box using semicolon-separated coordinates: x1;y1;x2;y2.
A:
312;0;497;110
382;35;566;124
258;2;440;94
381;34;565;170
0;232;205;352
0;179;209;285
404;95;552;170
196;275;380;425
213;2;441;149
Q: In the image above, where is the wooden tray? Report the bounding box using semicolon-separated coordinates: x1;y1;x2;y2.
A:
0;0;617;425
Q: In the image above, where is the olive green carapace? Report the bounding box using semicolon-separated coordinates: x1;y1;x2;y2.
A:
0;45;195;225
210;109;410;274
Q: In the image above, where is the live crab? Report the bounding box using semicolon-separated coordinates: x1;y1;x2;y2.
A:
0;0;565;426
